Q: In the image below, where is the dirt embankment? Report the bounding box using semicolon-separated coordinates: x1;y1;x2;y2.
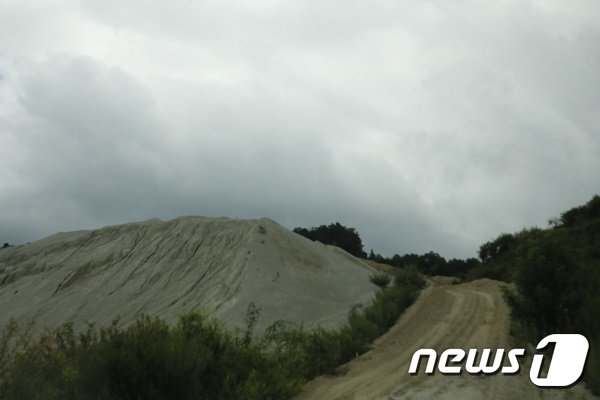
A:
296;278;596;400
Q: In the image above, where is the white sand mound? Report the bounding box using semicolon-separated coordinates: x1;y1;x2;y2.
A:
0;217;378;334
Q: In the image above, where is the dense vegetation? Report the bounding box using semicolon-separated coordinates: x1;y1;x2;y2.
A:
0;269;424;400
497;195;600;393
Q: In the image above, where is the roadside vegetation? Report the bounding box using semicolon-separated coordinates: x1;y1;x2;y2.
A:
441;195;600;393
0;269;424;400
297;196;600;393
495;196;600;394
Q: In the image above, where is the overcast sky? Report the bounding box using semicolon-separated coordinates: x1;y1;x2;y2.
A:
1;0;599;258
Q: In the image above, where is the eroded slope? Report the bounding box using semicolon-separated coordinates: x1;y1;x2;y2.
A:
0;217;377;333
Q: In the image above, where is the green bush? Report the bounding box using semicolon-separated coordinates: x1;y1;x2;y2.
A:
369;273;391;288
393;266;426;290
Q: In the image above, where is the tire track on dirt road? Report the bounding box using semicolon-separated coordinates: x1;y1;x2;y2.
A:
295;278;596;400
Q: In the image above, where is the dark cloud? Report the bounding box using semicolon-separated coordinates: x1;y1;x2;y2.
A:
1;1;599;258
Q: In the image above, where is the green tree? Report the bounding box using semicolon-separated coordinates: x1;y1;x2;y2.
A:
293;222;367;258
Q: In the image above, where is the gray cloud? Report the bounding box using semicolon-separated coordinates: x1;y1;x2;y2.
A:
1;1;599;258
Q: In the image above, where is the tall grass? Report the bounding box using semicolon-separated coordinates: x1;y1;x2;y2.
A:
0;268;424;400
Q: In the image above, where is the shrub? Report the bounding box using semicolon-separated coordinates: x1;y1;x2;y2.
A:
393;266;426;290
369;273;391;288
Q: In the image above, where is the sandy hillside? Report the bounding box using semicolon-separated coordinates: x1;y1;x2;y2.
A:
296;278;597;400
0;217;378;333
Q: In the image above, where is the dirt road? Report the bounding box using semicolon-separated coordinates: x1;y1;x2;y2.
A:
296;278;596;400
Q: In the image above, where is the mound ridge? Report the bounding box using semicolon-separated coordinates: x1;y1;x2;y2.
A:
0;217;378;333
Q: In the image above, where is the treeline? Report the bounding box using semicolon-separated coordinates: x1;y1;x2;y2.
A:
293;223;480;279
366;250;481;279
0;269;425;400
